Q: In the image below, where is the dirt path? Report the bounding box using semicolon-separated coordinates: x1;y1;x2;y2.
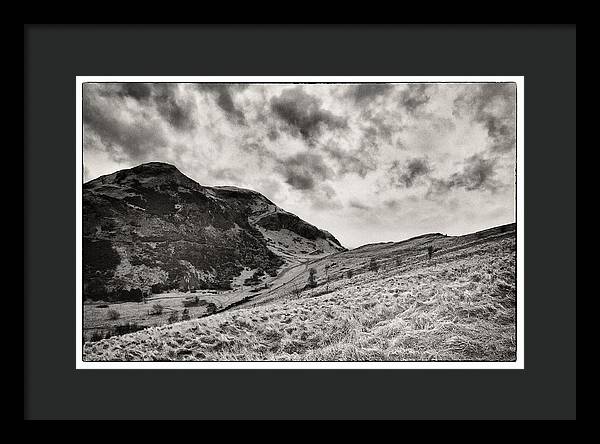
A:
205;257;321;313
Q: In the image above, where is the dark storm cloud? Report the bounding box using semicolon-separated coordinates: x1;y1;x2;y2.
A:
117;83;153;101
347;84;393;103
389;157;432;188
429;154;501;195
93;83;196;131
153;84;196;131
348;83;430;113
270;87;347;144
355;108;400;162
197;84;246;124
83;85;169;162
368;114;395;143
277;152;333;191
285;173;314;191
455;83;516;153
323;144;377;178
400;84;431;113
359;109;396;148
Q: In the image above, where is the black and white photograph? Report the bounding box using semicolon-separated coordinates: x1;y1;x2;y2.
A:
77;77;523;366
26;24;577;420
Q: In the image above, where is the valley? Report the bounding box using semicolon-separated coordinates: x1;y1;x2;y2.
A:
83;222;516;361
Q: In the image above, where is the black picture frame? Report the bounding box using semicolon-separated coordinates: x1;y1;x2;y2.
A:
24;24;576;420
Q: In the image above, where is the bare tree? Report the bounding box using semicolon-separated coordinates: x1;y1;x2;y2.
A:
369;257;379;272
290;283;302;299
427;245;434;260
308;268;318;288
324;264;331;290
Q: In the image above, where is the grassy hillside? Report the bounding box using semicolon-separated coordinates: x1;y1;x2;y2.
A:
82;223;516;362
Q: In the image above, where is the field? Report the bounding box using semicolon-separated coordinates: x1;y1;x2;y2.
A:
83;291;222;342
83;223;516;361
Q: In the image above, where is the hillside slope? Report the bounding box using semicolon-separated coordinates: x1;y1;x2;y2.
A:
83;223;516;362
83;162;345;300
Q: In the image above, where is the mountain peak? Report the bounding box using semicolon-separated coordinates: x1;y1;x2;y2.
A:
127;162;189;180
85;161;203;192
131;162;181;173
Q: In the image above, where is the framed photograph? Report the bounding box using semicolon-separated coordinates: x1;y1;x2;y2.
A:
25;25;576;420
76;76;523;370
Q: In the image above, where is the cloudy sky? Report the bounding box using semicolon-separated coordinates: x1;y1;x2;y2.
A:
83;82;516;249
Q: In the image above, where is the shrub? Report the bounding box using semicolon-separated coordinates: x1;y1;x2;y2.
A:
89;331;105;342
113;289;129;301
347;270;354;279
182;296;200;307
244;268;265;286
150;303;164;316
129;288;144;302
114;322;145;335
107;309;120;320
167;311;179;324
369;258;379;272
110;288;144;302
181;308;191;321
290;284;302;299
213;280;232;291
84;279;109;301
204;302;217;315
151;283;165;294
307;268;318;288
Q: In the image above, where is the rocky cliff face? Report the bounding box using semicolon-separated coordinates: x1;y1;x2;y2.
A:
83;162;345;300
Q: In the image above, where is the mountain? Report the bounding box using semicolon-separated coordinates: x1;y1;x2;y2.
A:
83;162;345;300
